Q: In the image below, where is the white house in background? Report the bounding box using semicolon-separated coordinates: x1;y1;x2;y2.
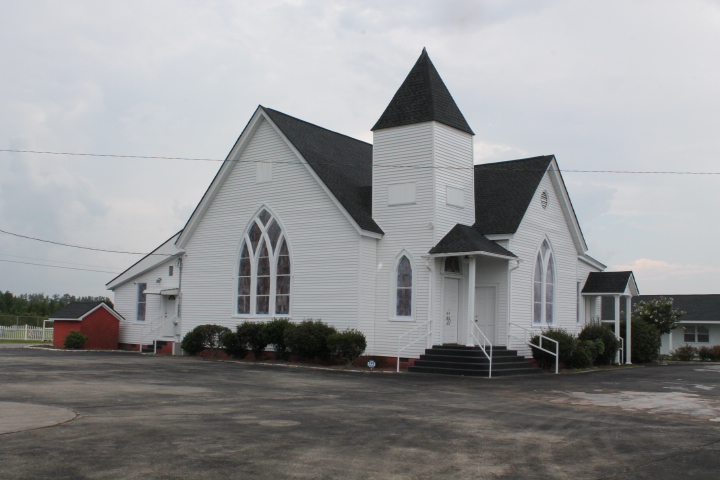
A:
107;49;632;372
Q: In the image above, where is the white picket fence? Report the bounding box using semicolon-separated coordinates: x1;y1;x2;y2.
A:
0;325;53;341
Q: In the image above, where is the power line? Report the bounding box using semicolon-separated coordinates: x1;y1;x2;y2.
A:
0;259;120;274
0;253;119;270
1;148;718;175
0;229;172;256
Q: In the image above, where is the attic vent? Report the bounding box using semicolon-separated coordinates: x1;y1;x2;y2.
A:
388;183;416;206
540;191;548;209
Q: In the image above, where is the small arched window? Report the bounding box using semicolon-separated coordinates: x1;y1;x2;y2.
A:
237;209;291;316
533;240;555;324
396;255;413;317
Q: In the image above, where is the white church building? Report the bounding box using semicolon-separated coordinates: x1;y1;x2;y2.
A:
107;49;631;372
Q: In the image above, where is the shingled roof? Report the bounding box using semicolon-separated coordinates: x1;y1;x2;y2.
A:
263;108;382;234
50;301;118;320
429;224;516;258
372;49;473;134
473;156;554;235
582;271;635;294
635;295;720;321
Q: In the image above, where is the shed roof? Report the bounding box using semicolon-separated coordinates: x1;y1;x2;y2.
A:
372;49;473;134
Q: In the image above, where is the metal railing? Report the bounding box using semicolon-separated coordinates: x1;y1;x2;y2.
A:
139;315;179;353
600;320;625;364
508;322;559;374
397;318;432;372
470;322;493;378
0;325;53;341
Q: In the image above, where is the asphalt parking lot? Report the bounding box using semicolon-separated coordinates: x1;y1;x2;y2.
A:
1;347;719;479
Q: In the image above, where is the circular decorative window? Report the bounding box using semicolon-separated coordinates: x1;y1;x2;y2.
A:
540;191;548;209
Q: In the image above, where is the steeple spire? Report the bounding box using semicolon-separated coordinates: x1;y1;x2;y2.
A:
372;48;474;134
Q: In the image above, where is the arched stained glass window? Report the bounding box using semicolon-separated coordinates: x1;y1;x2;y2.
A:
533;240;555;324
396;255;412;317
237;209;291;316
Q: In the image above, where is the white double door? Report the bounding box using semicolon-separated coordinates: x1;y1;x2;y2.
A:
442;278;496;345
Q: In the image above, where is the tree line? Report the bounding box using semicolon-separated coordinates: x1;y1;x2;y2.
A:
0;291;113;318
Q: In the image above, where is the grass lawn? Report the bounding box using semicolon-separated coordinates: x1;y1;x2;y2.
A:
0;339;51;344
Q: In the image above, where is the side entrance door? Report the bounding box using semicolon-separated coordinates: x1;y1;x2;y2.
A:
442;278;460;343
474;286;497;344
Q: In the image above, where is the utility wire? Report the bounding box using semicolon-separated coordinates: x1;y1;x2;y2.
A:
0;259;120;274
1;149;718;175
0;253;120;270
0;228;173;256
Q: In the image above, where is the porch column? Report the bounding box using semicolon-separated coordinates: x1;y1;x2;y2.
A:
614;295;621;364
625;295;632;364
466;256;476;347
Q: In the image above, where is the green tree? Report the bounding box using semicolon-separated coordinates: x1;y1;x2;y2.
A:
632;297;685;335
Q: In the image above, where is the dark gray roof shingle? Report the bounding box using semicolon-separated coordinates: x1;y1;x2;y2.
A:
263;108;383;234
50;301;107;320
582;271;634;294
372;49;473;134
473;156;554;235
429;224;516;257
634;295;720;321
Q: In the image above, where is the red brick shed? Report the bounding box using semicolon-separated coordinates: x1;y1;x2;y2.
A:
50;302;123;349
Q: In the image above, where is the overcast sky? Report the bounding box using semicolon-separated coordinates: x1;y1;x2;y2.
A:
1;0;719;299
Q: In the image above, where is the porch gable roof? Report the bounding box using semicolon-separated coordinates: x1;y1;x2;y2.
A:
429;224;516;259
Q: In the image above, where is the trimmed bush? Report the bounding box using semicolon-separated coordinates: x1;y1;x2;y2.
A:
621;319;661;363
328;329;367;365
262;318;291;360
671;345;697;361
530;328;576;370
221;331;248;359
237;322;267;360
578;321;620;365
570;339;605;369
181;324;231;357
284;319;337;360
63;330;88;349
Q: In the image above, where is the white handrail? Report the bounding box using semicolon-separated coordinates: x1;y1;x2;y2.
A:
470;322;493;378
600;321;625;364
508;322;559;374
139;314;178;352
397;318;432;372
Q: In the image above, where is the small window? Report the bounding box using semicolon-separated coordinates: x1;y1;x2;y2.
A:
168;265;174;277
687;326;710;343
444;256;462;274
540;191;548;209
533;240;555;324
396;256;412;317
136;283;147;321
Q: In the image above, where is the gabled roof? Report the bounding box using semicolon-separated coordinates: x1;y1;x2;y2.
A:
582;271;638;295
473;156;554;235
634;295;720;321
50;301;124;322
372;48;474;135
429;224;516;258
106;232;182;290
263;108;382;234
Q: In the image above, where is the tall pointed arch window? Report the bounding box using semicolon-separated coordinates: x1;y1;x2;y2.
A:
237;209;291;316
396;255;413;317
533;240;555;324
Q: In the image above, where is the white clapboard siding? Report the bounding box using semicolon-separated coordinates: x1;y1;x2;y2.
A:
576;258;603;326
508;173;582;354
113;259;178;345
180;118;362;336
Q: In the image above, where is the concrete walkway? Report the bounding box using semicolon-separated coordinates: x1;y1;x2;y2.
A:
1;348;720;479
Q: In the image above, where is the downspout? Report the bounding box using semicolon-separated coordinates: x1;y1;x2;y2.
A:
175;256;184;355
506;258;521;347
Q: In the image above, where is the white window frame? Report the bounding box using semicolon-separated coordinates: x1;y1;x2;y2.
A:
684;326;710;343
390;250;415;321
136;282;147;322
234;206;292;318
532;239;556;325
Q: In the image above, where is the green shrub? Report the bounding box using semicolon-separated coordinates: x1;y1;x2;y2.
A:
578;321;620;365
262;318;291;360
63;330;88;349
328;329;367;365
237;322;267;360
181;324;231;357
671;345;697;361
569;339;605;369
710;346;720;361
697;346;720;362
530;328;575;370
621;319;661;363
284;319;337;360
221;331;248;359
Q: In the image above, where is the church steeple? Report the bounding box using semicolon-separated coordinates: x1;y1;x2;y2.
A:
372;48;474;135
